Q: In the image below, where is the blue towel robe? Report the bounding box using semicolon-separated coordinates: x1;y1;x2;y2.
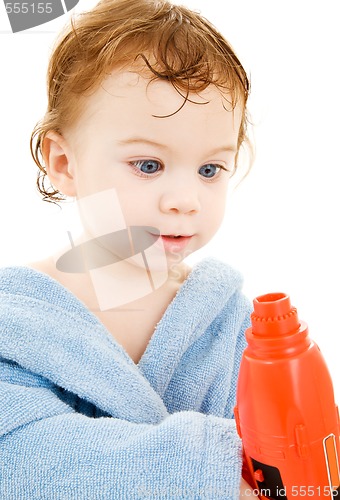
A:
0;258;251;499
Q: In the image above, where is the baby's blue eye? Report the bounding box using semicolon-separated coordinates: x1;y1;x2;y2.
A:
198;164;221;178
134;160;161;174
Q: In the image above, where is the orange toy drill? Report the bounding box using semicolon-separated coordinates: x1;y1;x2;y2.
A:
234;293;340;499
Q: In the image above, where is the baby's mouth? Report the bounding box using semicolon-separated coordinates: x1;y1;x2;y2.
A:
159;234;193;251
160;234;193;241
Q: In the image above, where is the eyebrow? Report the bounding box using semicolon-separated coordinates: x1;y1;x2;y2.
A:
117;137;170;150
207;146;238;155
117;137;237;155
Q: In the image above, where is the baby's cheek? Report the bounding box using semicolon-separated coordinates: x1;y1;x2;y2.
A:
207;196;227;229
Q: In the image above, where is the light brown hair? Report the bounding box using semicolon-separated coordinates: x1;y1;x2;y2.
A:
31;0;251;203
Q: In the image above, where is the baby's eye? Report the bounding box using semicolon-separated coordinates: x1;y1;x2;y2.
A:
131;159;162;175
198;164;221;179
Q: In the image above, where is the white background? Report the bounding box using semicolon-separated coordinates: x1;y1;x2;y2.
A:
0;0;339;400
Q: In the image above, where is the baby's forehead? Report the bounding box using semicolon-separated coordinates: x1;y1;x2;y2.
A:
95;68;235;112
65;66;243;143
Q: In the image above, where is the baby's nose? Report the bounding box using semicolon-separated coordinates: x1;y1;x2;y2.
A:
159;184;201;215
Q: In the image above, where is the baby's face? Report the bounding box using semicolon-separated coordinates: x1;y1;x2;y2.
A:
62;68;242;265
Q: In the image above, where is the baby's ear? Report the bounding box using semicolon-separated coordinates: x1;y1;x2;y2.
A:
42;131;77;197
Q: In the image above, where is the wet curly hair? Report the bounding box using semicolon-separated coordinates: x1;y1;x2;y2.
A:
30;0;251;203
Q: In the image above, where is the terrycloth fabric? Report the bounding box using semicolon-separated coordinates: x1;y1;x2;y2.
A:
0;258;251;499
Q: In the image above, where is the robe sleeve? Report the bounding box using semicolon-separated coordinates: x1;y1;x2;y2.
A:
0;361;243;499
